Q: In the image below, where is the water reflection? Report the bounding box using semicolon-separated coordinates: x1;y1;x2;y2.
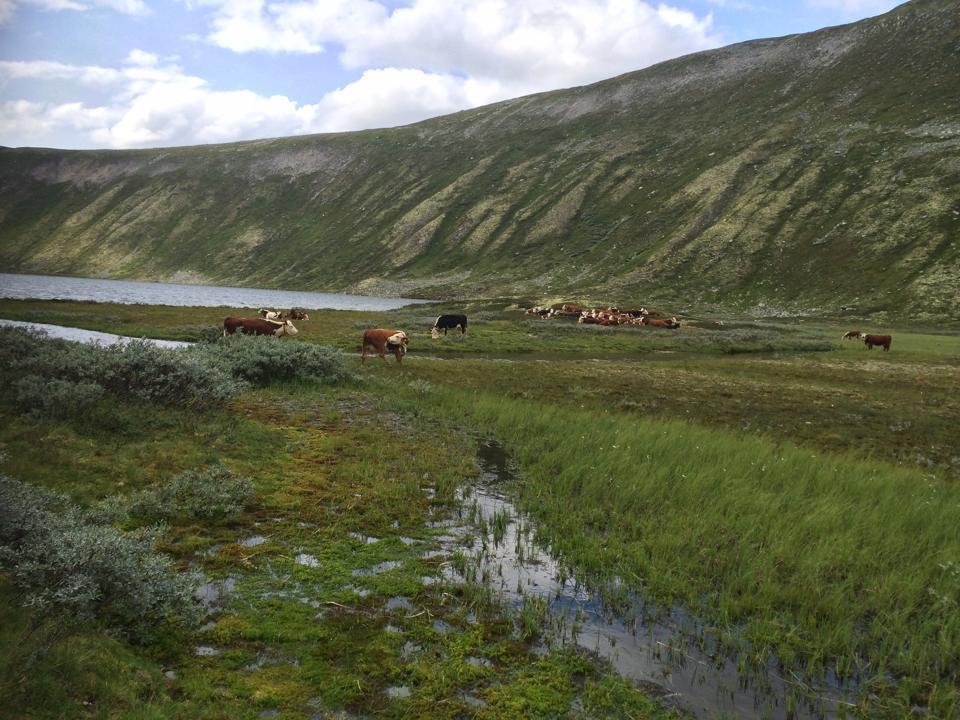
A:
439;441;861;720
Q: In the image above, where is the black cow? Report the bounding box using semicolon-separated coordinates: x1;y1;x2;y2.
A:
431;314;468;337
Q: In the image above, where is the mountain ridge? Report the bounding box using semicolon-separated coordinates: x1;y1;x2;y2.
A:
1;0;957;317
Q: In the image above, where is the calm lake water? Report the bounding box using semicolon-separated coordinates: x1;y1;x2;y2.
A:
0;273;429;311
0;319;191;349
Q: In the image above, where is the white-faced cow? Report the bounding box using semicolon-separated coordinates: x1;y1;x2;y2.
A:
224;317;298;337
288;308;310;320
361;329;409;364
431;314;468;338
842;330;863;340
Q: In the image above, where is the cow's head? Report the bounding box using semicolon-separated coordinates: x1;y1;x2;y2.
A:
386;331;408;354
275;320;299;336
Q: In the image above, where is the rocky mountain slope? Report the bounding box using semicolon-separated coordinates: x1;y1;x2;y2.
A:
1;0;957;316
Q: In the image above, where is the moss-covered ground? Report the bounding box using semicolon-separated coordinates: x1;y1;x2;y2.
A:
0;367;677;719
2;299;959;717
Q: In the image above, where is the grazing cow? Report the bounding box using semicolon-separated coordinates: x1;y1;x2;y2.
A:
842;330;863;340
288;308;310;320
224;317;298;337
431;314;468;338
361;328;409;364
863;334;892;351
258;308;283;320
561;304;583;314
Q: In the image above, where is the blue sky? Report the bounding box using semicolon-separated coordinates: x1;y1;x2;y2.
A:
0;0;904;149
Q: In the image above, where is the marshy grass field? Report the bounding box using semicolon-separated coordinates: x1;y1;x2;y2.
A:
1;298;959;719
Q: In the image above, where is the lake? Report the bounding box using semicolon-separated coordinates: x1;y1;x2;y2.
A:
0;273;429;311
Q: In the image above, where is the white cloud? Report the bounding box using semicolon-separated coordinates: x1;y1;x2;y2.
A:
306;67;504;133
126;49;159;66
0;59;123;85
0;53;310;147
0;0;149;23
0;52;517;148
1;1;725;148
199;0;720;92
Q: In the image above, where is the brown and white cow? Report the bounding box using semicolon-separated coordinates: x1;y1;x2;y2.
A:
863;334;892;351
361;329;409;364
258;308;283;320
288;308;310;320
842;330;863;340
224;317;299;337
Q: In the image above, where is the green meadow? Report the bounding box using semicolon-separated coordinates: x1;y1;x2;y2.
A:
1;298;959;718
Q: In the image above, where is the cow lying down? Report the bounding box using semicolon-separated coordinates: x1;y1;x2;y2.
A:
223;317;298;337
361;328;409;364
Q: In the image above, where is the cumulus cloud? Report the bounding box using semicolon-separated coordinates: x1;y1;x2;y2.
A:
0;53;322;148
305;67;505;133
0;51;518;148
1;1;725;148
199;0;720;92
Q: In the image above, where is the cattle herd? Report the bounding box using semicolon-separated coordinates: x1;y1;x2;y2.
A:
220;304;893;362
525;304;681;329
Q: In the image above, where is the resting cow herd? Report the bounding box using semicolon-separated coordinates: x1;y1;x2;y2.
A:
525;304;681;329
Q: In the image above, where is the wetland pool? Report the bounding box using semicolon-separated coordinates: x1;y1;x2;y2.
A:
443;441;864;719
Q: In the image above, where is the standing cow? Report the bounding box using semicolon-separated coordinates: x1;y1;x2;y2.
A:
224;317;298;337
863;334;892;351
431;314;468;338
361;329;409;364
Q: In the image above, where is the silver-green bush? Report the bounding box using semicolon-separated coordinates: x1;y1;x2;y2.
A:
14;375;105;419
0;327;244;408
122;464;253;521
0;476;202;642
193;334;349;386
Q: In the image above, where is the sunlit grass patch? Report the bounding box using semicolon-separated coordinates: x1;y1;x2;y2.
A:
385;382;960;713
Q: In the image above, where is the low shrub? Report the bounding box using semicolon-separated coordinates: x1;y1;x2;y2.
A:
0;327;244;409
119;464;254;522
193;334;349;386
13;375;105;420
0;476;201;642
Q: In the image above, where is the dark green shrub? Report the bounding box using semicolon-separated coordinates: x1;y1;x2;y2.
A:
122;464;254;521
193;334;349;386
13;375;105;419
0;327;244;408
0;476;202;642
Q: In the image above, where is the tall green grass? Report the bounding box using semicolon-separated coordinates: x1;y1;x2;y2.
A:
394;382;960;714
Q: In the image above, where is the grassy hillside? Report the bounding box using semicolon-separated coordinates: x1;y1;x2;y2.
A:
1;0;958;317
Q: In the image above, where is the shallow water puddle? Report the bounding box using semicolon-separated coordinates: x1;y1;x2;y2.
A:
239;534;269;548
195;575;238;609
438;441;861;720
